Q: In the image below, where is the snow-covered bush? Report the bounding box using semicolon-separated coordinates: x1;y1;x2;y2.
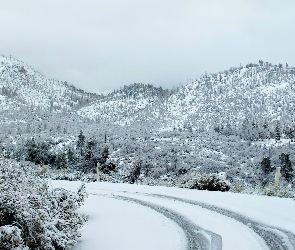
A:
193;173;230;191
230;181;295;198
0;159;88;250
230;181;245;193
48;168;95;182
262;183;295;198
178;172;230;192
0;225;28;250
126;161;142;184
47;168;121;183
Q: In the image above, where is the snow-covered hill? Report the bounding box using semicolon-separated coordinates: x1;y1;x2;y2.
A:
167;63;295;131
77;83;172;126
0;55;100;111
76;61;295;134
1;56;294;132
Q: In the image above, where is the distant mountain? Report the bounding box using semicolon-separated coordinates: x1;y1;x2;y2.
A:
0;55;100;111
77;83;173;126
166;62;295;131
76;61;295;134
1;55;295;134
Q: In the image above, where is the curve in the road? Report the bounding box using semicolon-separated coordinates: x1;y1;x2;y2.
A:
147;193;295;250
91;192;222;250
86;186;295;250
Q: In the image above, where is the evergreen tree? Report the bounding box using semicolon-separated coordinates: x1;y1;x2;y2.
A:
280;153;293;182
56;152;67;169
67;148;76;165
128;160;142;184
261;157;271;174
283;126;295;140
25;138;38;163
77;130;85;147
101;146;109;163
275;122;281;141
84;139;96;162
77;130;85;149
259;121;270;139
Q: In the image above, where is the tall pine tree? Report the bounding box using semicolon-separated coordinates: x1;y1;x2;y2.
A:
275;121;281;141
261;157;271;174
280;153;293;182
77;130;85;156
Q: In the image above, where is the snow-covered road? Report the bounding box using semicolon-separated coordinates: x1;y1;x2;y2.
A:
52;181;295;250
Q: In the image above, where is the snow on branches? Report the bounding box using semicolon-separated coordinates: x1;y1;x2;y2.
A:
0;159;88;250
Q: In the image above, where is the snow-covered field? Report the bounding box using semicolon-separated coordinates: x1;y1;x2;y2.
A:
52;180;295;250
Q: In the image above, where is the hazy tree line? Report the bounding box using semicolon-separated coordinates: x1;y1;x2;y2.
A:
215;119;295;141
1;126;114;175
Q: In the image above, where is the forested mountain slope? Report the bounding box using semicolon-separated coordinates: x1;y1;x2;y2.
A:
0;55;100;111
78;83;173;126
167;62;295;133
76;61;295;138
2;55;295;136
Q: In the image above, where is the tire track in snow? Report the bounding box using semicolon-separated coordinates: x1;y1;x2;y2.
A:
146;193;295;250
90;192;222;250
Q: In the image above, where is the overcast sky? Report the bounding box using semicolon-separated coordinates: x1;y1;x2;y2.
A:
1;0;295;93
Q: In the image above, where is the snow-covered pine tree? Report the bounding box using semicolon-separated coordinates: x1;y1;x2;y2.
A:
275;121;281;141
261;157;271;174
280;153;294;182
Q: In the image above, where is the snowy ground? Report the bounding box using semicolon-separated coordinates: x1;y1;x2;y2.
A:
52;181;295;250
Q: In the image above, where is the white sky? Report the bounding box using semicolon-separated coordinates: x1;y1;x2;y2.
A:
1;0;295;93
